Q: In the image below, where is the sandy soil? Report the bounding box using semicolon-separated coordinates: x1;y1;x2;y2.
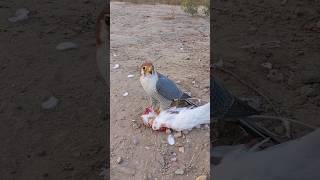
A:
0;0;107;179
110;2;210;180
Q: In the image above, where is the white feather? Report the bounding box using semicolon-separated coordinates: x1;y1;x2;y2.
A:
140;71;158;96
152;103;210;131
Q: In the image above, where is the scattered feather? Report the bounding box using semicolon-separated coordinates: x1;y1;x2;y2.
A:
112;64;120;69
261;62;273;69
167;134;175;145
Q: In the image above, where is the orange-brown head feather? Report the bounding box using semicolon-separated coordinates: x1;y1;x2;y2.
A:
140;62;155;75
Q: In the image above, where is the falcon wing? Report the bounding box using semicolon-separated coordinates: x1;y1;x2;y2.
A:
156;73;185;100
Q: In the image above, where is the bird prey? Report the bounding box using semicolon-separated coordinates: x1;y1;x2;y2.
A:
96;6;109;82
140;62;193;113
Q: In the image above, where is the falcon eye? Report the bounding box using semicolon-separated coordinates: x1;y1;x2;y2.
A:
142;66;146;70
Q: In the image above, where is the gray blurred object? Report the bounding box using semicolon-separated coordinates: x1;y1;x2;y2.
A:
211;77;277;142
211;77;260;119
213;129;320;180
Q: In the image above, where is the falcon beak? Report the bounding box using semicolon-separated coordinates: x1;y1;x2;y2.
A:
147;67;153;74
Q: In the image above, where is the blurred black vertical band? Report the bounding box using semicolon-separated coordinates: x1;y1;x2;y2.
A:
0;0;110;179
105;1;110;180
209;0;215;178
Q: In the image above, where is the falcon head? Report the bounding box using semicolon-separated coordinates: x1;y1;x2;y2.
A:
140;62;155;76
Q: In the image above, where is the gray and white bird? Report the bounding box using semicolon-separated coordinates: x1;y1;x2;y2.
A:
139;62;193;113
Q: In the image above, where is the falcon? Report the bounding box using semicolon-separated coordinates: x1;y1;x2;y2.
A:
140;62;194;113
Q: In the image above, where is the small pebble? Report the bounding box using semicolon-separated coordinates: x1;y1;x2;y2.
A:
196;175;207;180
167;134;175;145
170;156;177;162
116;157;123;164
132;123;140;129
122;92;129;96
127;74;134;78
174;131;182;138
267;69;284;83
159;156;165;166
174;168;184;175
41;96;59;109
261;62;273;69
133;138;139;145
300;86;316;97
182;130;190;135
178;147;185;153
56;42;78;50
8;8;29;22
112;64;120;69
63;163;74;171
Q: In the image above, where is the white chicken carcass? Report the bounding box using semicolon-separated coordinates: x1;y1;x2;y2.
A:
141;103;210;131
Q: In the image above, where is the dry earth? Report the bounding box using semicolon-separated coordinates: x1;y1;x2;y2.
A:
213;0;320;127
0;0;107;179
211;0;320;176
110;2;210;180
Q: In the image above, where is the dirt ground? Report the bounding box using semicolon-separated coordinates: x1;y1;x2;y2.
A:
213;0;320;128
0;0;107;179
110;2;210;180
